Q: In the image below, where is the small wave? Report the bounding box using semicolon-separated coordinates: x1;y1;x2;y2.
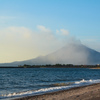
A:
75;79;100;85
0;86;72;99
1;79;100;100
51;82;74;87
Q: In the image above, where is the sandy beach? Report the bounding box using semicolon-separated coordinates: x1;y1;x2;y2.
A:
14;83;100;100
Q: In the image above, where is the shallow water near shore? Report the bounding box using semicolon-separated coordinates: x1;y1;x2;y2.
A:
0;68;100;100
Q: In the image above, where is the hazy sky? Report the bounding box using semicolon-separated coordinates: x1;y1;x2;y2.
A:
0;0;100;63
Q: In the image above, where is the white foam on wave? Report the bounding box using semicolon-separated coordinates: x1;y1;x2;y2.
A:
1;79;100;100
75;79;100;85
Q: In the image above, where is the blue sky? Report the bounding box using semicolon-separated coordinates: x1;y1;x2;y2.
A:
0;0;100;63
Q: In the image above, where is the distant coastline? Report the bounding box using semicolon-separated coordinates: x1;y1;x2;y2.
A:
90;67;100;69
0;64;100;69
14;64;100;69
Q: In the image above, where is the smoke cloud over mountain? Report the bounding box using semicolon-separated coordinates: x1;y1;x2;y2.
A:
1;41;100;66
0;25;100;66
29;42;100;65
0;25;70;63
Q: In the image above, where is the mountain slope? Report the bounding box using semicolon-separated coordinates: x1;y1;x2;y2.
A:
1;43;100;66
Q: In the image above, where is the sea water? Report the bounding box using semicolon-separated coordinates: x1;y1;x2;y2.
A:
0;68;100;100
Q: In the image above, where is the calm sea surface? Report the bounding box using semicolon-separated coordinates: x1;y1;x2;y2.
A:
0;68;100;100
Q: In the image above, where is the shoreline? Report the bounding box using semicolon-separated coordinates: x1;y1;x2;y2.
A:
90;68;100;69
14;83;100;100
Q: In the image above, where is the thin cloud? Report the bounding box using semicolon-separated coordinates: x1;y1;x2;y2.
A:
37;25;51;33
56;29;69;36
0;16;16;19
0;25;99;64
60;29;69;36
0;25;69;63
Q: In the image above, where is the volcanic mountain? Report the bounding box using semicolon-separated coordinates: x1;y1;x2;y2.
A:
1;43;100;66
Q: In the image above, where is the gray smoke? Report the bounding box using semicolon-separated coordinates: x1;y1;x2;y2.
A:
44;42;89;65
1;41;100;66
18;42;100;65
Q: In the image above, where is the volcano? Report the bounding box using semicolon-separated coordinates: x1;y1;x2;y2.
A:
1;43;100;66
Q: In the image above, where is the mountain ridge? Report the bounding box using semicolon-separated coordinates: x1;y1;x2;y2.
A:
1;43;100;66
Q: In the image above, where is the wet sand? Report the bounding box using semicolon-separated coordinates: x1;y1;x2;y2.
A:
14;83;100;100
